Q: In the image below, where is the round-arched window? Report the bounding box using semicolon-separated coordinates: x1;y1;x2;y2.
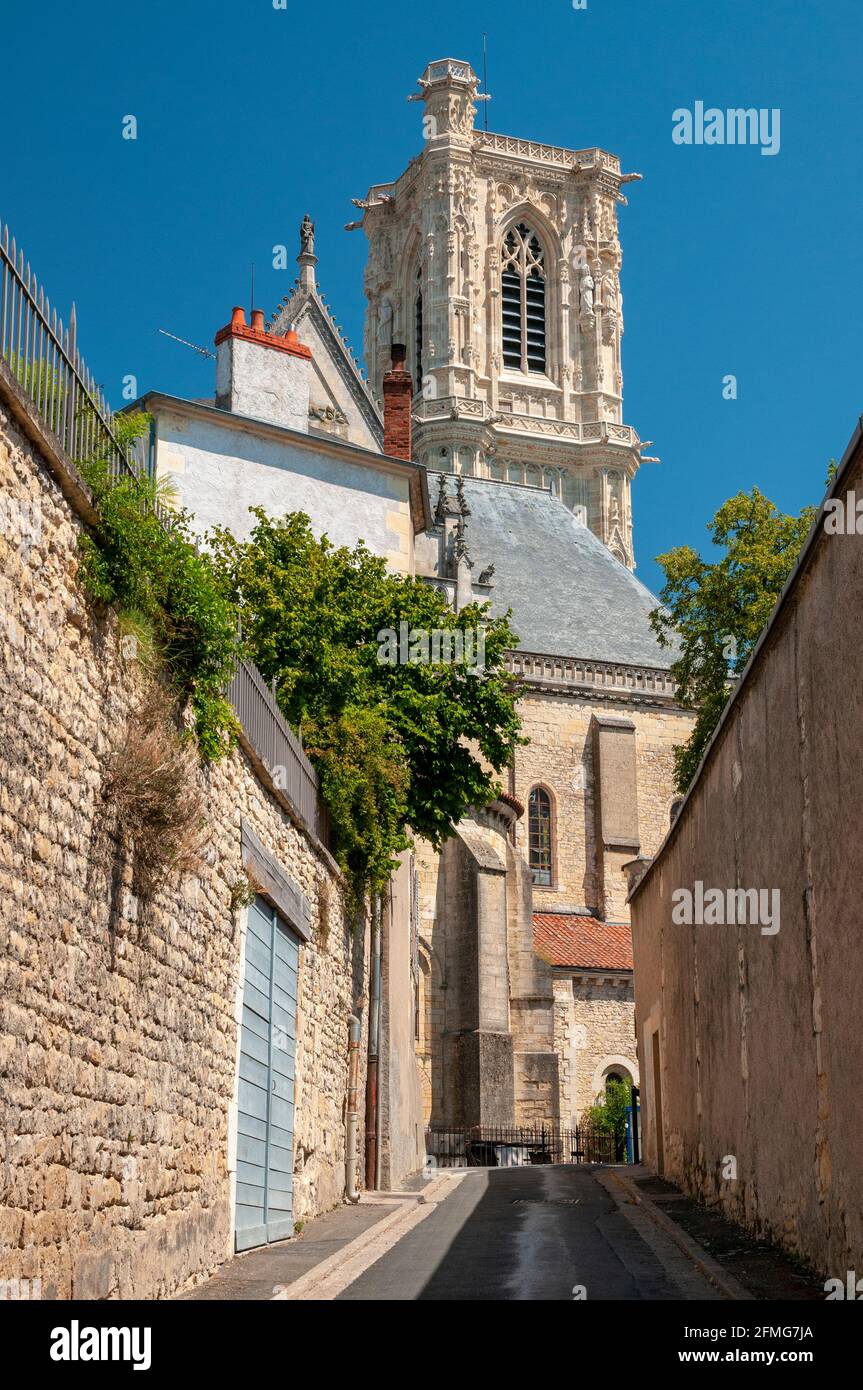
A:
528;786;553;886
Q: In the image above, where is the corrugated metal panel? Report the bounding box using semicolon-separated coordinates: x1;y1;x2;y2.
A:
235;897;299;1251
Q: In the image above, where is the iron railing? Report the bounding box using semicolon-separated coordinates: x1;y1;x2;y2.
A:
227;660;329;847
0;215;330;849
0;216;147;480
425;1124;624;1169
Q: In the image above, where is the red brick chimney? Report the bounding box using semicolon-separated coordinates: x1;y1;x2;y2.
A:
382;343;413;460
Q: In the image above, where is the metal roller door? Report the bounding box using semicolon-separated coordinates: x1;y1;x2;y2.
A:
234;895;299;1251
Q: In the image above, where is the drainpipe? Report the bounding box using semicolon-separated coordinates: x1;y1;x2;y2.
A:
345;1014;361;1202
365;893;382;1189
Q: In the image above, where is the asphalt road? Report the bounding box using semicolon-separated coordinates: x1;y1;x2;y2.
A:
336;1165;721;1301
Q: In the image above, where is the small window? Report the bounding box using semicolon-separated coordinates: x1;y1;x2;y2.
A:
500;224;546;374
528;786;553;886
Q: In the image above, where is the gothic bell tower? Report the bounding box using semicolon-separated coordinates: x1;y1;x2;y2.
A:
349;57;652;568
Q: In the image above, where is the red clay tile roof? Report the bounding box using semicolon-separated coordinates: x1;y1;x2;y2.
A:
533;913;633;971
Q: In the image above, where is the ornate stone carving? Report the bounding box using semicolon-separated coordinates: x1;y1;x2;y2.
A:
309;402;347;425
355;56;643;567
579;267;596;323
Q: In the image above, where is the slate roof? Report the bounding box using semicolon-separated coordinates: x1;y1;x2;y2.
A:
533;913;633;971
432;473;676;668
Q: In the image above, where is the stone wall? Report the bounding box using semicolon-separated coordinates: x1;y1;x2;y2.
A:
0;376;367;1299
629;424;863;1280
513;689;693;918
152;402;416;576
416;802;559;1130
552;976;638;1126
378;855;425;1188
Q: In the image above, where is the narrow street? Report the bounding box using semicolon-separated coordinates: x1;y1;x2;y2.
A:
333;1166;723;1302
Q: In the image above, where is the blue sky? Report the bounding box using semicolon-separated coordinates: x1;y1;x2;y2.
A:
3;0;861;595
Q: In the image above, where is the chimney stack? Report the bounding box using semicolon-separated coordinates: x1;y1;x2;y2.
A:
382;343;413;460
214;303;312;432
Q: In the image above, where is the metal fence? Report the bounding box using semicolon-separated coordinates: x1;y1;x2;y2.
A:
0;214;330;849
425;1125;624;1169
0;216;147;479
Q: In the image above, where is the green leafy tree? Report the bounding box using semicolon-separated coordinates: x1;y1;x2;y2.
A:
210;509;523;893
650;486;817;793
588;1078;632;1150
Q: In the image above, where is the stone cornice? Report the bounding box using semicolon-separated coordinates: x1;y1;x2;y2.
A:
507;650;681;706
474;132;623;177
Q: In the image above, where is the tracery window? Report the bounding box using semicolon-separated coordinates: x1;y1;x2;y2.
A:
501;223;546;373
528;786;553;886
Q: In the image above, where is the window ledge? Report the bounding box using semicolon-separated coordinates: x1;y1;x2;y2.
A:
498;372;561;393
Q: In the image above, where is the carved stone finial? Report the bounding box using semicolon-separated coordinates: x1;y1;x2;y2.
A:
453;511;474;612
454;512;470;560
435;472;449;522
455;473;471;518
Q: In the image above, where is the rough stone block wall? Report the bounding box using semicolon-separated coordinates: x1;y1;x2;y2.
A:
551;973;637;1127
0;392;365;1299
552;978;575;1126
570;977;636;1118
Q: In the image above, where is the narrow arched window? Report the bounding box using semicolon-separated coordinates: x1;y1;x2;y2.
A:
414;266;423;393
528;786;553;886
501;223;546;374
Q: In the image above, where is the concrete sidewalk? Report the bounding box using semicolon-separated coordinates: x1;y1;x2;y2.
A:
176;1199;403;1301
608;1166;825;1301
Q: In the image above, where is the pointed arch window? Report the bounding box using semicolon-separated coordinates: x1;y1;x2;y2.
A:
414;266;424;393
528;786;553;886
501;223;546;374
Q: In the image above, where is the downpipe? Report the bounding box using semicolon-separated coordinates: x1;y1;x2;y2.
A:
345;1013;361;1203
364;893;382;1190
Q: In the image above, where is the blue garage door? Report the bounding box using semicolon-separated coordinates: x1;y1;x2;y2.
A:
235;895;299;1251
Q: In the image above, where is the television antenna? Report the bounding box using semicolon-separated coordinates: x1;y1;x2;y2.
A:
158;327;215;360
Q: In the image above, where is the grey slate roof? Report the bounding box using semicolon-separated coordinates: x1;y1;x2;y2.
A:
432;473;676;669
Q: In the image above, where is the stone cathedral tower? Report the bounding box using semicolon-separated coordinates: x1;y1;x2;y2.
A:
350;57;648;568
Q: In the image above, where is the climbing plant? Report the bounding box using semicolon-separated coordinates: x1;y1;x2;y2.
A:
77;411;242;759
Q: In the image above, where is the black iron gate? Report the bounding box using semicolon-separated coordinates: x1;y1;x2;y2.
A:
425;1124;625;1169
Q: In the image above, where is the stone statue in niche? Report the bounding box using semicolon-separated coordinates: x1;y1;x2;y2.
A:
300;214;315;256
606;471;624;530
601;272;619;343
579;267;595;322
